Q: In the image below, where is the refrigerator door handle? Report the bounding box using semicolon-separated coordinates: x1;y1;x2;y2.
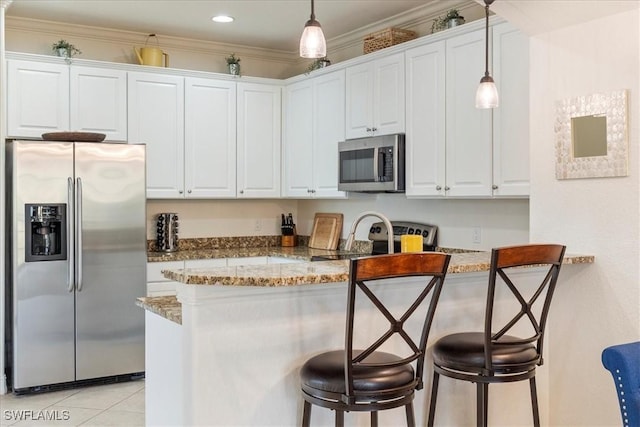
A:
67;177;75;292
76;177;83;292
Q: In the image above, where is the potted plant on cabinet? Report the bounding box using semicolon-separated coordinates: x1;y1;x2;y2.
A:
52;39;82;59
225;53;241;76
305;57;331;75
431;9;465;33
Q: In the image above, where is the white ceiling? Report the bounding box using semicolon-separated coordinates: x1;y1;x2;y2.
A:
5;0;473;52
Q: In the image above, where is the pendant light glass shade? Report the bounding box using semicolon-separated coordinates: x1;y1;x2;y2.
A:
299;0;326;58
476;75;499;108
476;0;498;109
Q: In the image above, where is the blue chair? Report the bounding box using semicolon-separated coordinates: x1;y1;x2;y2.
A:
601;341;640;427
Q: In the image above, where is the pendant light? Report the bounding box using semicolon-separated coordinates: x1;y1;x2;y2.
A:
299;0;326;58
475;0;499;109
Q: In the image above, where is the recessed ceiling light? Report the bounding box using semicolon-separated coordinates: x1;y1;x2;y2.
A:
212;15;234;23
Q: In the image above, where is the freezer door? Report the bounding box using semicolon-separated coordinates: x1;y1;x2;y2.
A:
10;141;76;389
74;142;146;380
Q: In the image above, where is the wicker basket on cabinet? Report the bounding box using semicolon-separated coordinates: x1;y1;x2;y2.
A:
363;27;418;54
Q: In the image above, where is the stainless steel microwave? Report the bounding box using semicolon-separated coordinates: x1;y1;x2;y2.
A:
338;134;405;193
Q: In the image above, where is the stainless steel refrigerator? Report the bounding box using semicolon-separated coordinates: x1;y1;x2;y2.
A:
5;140;146;393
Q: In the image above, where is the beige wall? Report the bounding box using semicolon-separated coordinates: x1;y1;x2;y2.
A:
529;8;640;426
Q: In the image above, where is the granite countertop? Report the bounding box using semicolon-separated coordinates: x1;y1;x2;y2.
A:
147;245;368;263
136;296;182;324
140;248;594;325
161;250;594;287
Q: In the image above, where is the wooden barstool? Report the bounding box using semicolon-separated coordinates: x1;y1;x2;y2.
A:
427;244;566;427
299;252;451;426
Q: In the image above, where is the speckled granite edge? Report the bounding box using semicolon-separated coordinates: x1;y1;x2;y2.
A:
136;296;181;325
147;235;372;254
141;252;595;324
161;252;594;287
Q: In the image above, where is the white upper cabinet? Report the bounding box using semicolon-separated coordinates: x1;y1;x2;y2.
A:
7;60;69;138
236;82;282;198
405;22;529;198
7;60;127;141
313;70;347;198
445;28;493;197
185;77;237;198
128;72;185;199
283;79;314;197
70;66;127;141
8;60;70;139
283;69;346;198
345;52;405;139
405;41;446;197
492;22;530;197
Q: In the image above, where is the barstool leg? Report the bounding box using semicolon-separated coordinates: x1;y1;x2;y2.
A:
477;382;488;427
405;402;415;427
302;401;312;427
427;372;440;427
335;409;344;427
530;376;540;427
371;410;378;427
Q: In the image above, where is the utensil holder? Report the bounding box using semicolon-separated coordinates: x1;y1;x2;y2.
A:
156;212;179;252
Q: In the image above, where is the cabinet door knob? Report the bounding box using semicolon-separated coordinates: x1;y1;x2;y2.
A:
239;190;244;194
178;190;183;194
372;127;377;132
444;186;450;191
366;127;372;132
492;185;498;190
187;189;192;194
436;185;442;191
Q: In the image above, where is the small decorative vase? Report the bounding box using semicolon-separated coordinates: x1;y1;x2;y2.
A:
228;63;240;76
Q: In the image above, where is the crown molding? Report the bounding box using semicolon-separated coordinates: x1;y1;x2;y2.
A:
327;1;479;54
1;0;13;10
5;16;296;64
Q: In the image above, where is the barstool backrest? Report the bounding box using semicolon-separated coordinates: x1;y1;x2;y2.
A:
344;252;451;400
485;244;566;370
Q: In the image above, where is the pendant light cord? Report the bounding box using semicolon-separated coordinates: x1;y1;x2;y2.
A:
310;0;316;20
484;2;490;78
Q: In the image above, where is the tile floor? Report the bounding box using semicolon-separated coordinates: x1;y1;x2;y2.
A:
0;380;144;427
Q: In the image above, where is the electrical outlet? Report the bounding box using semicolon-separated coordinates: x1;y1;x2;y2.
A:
472;227;481;244
254;219;262;232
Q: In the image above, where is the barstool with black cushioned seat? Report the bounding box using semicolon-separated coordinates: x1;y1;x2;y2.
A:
427;243;566;427
299;252;451;427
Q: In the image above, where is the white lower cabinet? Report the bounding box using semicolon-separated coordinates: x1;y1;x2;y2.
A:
227;256;268;266
267;257;305;264
147;261;183;297
147;258;227;296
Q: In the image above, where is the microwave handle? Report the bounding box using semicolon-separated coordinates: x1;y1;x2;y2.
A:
373;148;380;182
376;148;386;182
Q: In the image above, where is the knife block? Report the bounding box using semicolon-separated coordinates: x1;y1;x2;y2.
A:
281;233;297;247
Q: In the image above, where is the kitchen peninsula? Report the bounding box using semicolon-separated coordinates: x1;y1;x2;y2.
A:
138;249;593;426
